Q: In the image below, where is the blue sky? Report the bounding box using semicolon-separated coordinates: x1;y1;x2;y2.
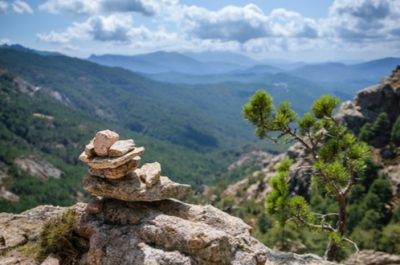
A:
0;0;399;61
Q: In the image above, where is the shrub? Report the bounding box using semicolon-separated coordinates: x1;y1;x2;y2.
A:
391;115;400;146
359;113;391;147
21;209;81;264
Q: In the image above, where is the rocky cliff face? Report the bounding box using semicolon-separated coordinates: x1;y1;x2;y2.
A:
337;65;400;134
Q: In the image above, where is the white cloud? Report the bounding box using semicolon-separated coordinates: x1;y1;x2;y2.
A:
36;0;400;57
181;4;271;43
39;0;99;15
0;38;10;44
37;13;177;45
87;14;133;42
0;1;8;13
101;0;158;16
324;0;400;41
12;0;33;14
269;9;318;38
178;4;319;43
39;0;162;16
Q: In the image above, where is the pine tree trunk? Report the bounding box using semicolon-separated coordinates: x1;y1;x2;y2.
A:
325;193;346;261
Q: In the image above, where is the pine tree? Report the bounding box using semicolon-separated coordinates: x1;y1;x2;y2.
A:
391;115;400;146
359;112;391;147
243;91;370;261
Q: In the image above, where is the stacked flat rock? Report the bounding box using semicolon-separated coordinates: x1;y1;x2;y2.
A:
79;130;192;202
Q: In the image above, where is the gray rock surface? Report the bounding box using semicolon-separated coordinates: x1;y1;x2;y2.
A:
40;255;60;265
83;174;192;201
0;162;19;202
0;202;337;265
14;156;63;180
345;250;400;265
337;66;400;134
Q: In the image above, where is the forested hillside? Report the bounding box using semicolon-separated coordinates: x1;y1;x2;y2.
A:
0;47;296;213
0;68;239;212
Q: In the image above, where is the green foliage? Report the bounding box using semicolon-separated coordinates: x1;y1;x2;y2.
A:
273;102;297;130
311;95;340;119
391;115;400;145
298;112;315;135
21;209;83;263
359;113;391;147
379;224;400;253
242;90;274;138
359;123;373;143
289;195;313;224
329;232;343;245
350;228;381;250
265;159;293;226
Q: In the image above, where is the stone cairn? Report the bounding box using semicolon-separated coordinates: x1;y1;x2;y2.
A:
79;129;192;212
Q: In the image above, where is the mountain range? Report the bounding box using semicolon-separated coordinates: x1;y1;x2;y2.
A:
89;50;400;98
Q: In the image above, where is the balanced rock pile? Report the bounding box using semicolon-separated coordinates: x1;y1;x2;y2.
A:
79;129;191;202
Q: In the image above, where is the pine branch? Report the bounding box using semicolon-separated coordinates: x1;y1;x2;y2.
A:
343;237;359;252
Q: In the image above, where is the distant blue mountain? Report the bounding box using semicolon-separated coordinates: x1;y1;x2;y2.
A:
0;44;63;57
183;51;258;67
288;57;400;94
88;51;245;75
234;64;283;74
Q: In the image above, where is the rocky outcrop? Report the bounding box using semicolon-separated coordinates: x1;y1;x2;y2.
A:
82;175;191;201
345;250;400;265
0;201;339;265
0;162;19;202
14;156;63;180
222;143;310;204
337;65;400;134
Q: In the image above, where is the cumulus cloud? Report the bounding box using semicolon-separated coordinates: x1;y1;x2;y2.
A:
325;0;400;41
179;4;319;43
38;13;176;45
39;0;159;16
0;1;8;13
12;0;33;14
37;0;400;56
39;0;98;15
38;14;130;43
101;0;157;16
181;4;271;43
269;9;318;38
87;14;133;42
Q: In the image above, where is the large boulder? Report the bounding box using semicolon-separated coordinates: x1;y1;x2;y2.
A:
0;202;337;265
345;250;400;265
82;174;192;202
